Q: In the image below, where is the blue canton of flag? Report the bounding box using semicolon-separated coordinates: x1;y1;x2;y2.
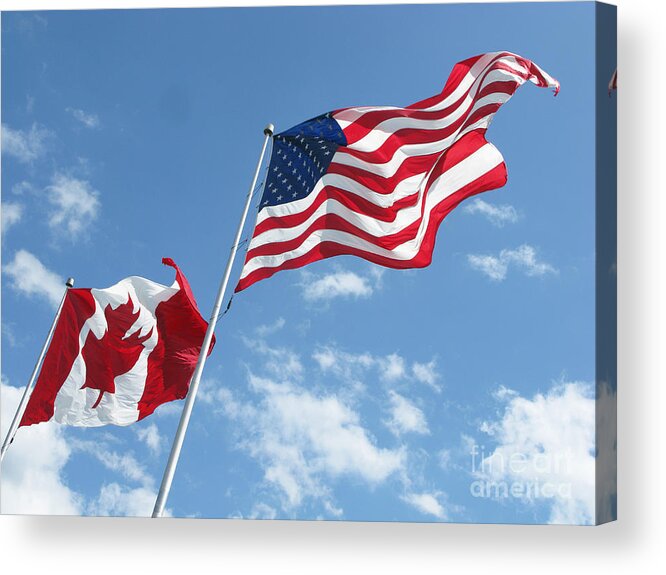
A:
260;113;347;209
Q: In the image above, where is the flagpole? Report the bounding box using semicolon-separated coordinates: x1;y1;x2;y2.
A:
152;124;274;518
0;278;75;464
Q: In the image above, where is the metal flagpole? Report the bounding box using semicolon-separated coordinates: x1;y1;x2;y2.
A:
0;277;75;464
152;124;274;518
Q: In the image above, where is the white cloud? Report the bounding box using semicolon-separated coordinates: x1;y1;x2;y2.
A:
255;317;286;337
467;244;557;281
411;360;441;392
1;202;23;235
2;323;19;348
243;336;304;382
249;502;278;520
463;198;519;226
474;382;595;524
134;422;164;456
492;385;518;401
221;375;404;514
312;345;440;393
66;107;100;129
379;353;406;382
74;439;153;487
401;491;447;519
1;123;51;163
2;249;64;309
467;254;508;281
12;181;36;196
46;173;101;238
386;391;429;436
88;483;162;517
300;267;383;302
0;379;83;515
73;437;167;517
312;346;374;375
438;449;453;471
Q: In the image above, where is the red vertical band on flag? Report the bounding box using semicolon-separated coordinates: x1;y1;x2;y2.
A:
137;259;214;420
20;290;96;427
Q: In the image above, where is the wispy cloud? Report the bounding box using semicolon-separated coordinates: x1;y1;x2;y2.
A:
300;267;383;302
255;317;286;337
401;491;448;519
11;181;36;196
411;360;441;392
89;484;162;517
467;244;557;281
312;345;440;391
385;391;429;436
46;173;101;238
242;336;304;382
1;123;51;163
73;437;169;517
2;249;64;309
1;202;23;235
134;422;165;456
463;198;519;227
66;107;100;129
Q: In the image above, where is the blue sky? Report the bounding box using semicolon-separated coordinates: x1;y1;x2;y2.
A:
1;3;615;524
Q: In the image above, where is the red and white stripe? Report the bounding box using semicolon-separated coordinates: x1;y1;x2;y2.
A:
237;52;559;291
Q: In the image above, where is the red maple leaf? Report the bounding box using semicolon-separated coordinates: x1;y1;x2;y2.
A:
81;295;153;409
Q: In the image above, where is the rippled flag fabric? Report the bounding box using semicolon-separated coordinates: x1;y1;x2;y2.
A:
236;51;559;292
20;259;213;428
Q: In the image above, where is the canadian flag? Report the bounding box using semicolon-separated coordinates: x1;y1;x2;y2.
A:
20;258;213;427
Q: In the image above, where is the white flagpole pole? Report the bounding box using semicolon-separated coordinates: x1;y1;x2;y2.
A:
0;277;75;464
152;124;274;518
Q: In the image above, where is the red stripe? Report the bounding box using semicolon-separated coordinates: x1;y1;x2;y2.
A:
237;132;505;291
237;160;507;292
20;290;96;427
339;54;509;146
253;129;489;237
336;81;515;165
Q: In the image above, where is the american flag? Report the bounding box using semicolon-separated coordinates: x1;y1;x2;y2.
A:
236;52;559;292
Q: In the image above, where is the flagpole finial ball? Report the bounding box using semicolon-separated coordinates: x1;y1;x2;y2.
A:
264;123;274;136
66;277;75;288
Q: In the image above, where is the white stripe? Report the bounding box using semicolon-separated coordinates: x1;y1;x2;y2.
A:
344;89;514;155
335;52;505;132
256;170;425;226
249;144;497;249
334;52;508;135
331;91;512;179
241;143;503;279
